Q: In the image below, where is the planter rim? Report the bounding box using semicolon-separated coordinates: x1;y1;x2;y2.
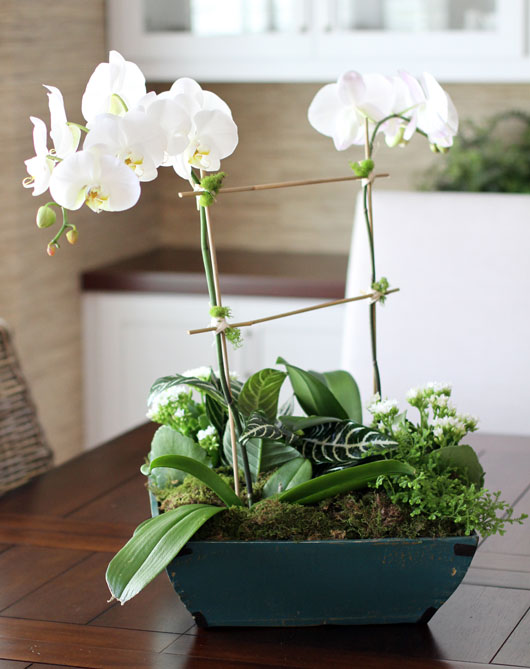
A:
185;535;477;546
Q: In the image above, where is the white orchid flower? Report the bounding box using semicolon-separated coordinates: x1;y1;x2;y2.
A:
82;51;146;124
44;85;81;158
49;150;141;212
308;71;395;150
142;97;192;166
84;111;166;182
23;117;56;196
168;77;233;118
400;71;458;148
172;109;238;180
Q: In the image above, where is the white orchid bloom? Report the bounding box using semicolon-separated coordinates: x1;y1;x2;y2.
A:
23;117;54;196
44;85;81;158
84;111;166;182
168;77;233;118
400;71;458;148
308;71;395;150
142;97;192;166
82;51;146;124
49;150;141;212
172;109;238;180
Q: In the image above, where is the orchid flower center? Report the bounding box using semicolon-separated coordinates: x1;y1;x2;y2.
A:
188;141;211;168
124;153;144;177
84;185;109;213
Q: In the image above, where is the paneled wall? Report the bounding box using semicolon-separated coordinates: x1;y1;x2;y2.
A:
2;1;159;464
157;82;530;254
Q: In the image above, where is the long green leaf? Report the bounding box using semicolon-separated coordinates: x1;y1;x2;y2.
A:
321;370;362;423
145;426;211;487
277;357;347;419
238;368;286;420
149;455;242;507
106;504;223;604
278;459;415;505
262;458;312;498
148;374;227;408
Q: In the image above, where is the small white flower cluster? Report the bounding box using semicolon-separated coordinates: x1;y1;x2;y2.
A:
182;367;212;380
146;385;188;420
197;425;217;442
406;382;452;409
367;393;399;418
432;415;476;442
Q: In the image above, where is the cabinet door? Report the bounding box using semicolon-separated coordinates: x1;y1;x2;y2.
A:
83;292;344;449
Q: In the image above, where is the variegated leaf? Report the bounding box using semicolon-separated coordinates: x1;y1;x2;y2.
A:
148;374;226;408
238;368;286;421
240;412;300;446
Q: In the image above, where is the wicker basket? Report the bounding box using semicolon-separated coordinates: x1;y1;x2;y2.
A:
0;319;53;495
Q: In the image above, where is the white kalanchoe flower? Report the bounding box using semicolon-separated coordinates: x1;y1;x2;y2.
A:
49;150;141;212
82;51;147;124
308;71;395;150
197;425;216;442
399;71;458;149
182;367;212;380
84;111;166;182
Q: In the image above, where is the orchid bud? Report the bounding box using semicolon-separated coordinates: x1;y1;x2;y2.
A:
46;243;58;257
36;205;56;229
66;227;78;245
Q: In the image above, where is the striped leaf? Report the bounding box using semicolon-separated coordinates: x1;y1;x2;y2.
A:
148;374;227;408
240;412;300;446
238;368;286;420
297;420;398;465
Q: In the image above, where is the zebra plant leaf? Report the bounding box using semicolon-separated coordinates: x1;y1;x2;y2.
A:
240;412;300;446
148;374;227;409
262;457;312;498
297;420;398;466
238;368;286;421
278;459;415;505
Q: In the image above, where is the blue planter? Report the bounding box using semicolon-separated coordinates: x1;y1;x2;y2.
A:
150;495;477;627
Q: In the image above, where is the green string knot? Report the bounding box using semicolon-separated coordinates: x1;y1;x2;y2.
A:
199;172;226;207
371;277;390;305
209;305;243;349
349;159;374;178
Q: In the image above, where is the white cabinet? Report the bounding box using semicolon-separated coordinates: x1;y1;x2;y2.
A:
107;0;530;82
83;291;345;449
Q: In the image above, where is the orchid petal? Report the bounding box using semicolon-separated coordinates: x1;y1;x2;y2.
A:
23;117;53;195
49;150;140;212
44;85;80;158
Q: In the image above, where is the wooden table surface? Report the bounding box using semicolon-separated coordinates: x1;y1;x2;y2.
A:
0;424;528;669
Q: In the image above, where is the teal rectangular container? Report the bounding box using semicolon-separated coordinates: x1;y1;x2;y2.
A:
164;535;477;627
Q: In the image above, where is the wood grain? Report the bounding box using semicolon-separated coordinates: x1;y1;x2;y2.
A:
493;605;530;666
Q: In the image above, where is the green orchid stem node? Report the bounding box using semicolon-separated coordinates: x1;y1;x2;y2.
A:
371;276;390;305
349;158;375;178
209;305;243;349
199;171;226;207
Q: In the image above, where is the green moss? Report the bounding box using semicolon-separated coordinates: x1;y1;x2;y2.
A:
152;475;463;541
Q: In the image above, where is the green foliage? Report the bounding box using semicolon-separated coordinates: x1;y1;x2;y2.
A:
421;111;530;193
369;385;527;537
262;457;312;498
148;454;243;507
238;368;286;420
319;370;362;422
143;426;212;487
106;504;224;604
278;459;414;505
149;373;226;409
276;357;348;419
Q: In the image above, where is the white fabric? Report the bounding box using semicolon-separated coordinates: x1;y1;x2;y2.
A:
341;190;530;435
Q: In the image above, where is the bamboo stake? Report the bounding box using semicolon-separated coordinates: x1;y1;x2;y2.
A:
178;173;389;199
188;288;399;336
200;172;241;498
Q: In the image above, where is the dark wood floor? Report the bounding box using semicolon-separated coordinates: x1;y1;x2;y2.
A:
0;423;528;669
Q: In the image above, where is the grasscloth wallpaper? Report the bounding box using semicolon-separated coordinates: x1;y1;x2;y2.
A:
3;0;530;463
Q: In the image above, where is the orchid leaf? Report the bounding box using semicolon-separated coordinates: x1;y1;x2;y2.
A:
106;504;223;604
276;357;347;419
321;370;362;423
238;368;286;421
278;459;415;505
262;457;312;498
146;426;211;487
149;454;242;507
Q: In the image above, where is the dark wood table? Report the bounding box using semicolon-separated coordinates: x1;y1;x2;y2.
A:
0;424;528;669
